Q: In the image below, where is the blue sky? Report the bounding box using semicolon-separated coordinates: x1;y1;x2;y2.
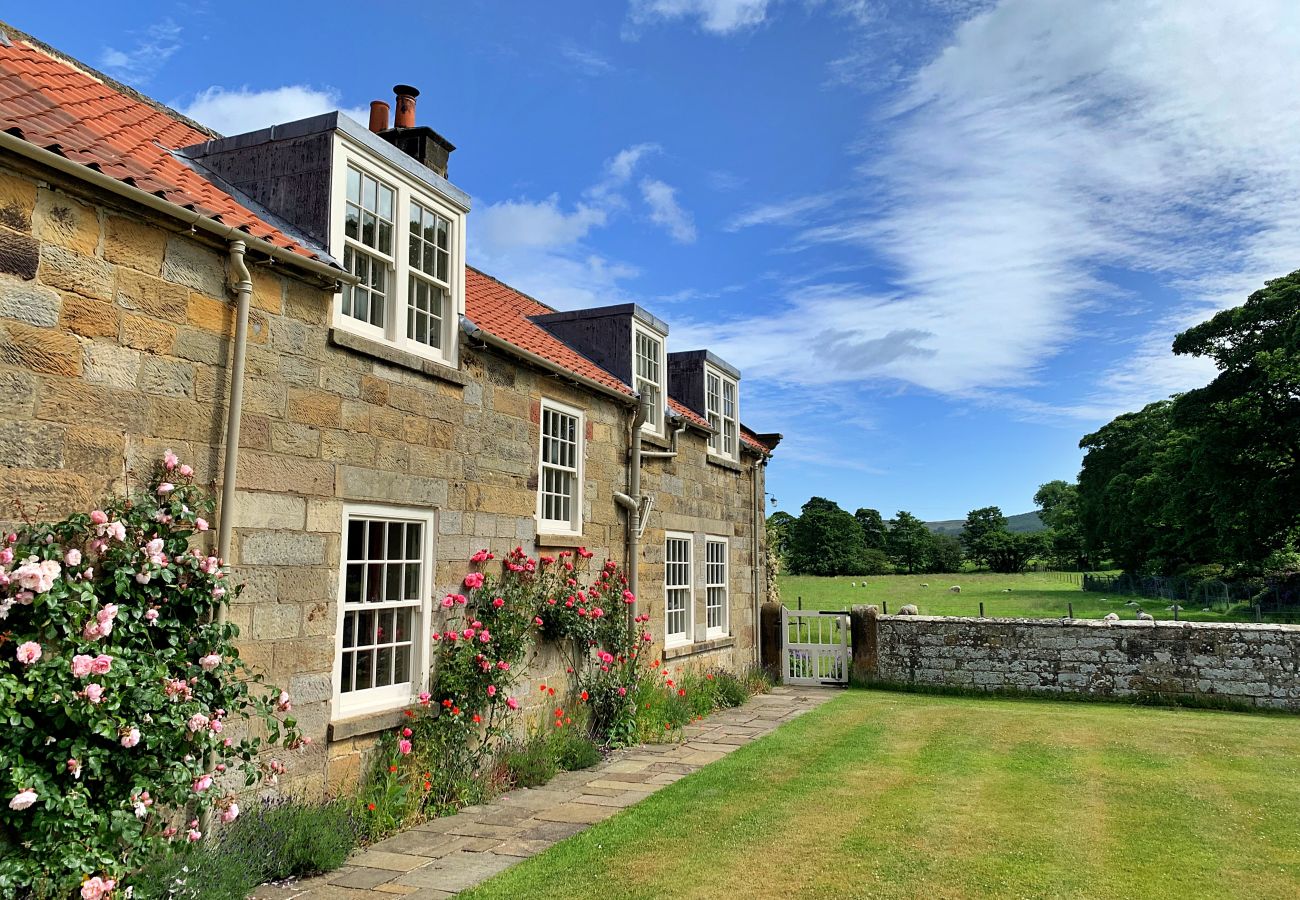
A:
13;1;1300;521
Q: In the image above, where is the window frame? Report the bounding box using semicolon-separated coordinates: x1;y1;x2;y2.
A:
632;322;666;438
332;503;436;720
330;138;466;369
704;536;729;638
705;364;740;462
664;531;694;647
536;398;585;536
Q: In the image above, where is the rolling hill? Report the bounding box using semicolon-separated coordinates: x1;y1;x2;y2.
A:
924;511;1045;536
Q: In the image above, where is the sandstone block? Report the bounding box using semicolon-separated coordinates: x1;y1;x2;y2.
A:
120;313;175;354
114;267;187;323
186;292;232;334
270;422;321;457
235;450;334;496
103;215;166;275
59;293;118;339
37;244;112;300
252;602;301;640
288;387;342;428
240;530;326;566
0;321;81;376
161;236;226;296
336;465;447;506
0;280;61;326
33;189;98;256
82;341;141;389
138;356;195;398
0;169;37;232
0;421;64;469
232;491;307;530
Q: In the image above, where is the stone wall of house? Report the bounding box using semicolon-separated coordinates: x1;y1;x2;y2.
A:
859;614;1300;710
640;432;764;677
0;156;768;800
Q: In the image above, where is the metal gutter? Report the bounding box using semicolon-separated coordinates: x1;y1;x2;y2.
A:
0;130;353;287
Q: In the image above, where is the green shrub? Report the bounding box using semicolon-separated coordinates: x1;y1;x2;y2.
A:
217;796;357;881
502;732;558;788
552;723;602;770
130;798;356;900
711;671;750;708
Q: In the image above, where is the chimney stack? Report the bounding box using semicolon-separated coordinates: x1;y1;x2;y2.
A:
375;83;455;179
368;100;390;133
393;85;419;128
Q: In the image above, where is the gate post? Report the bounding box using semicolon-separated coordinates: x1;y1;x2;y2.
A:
760;601;782;677
850;605;879;684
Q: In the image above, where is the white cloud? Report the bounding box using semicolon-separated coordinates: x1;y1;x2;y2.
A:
471;144;668;308
725;193;836;231
627;0;773;34
701;0;1300;416
100;20;181;85
180;85;368;137
640;178;698;243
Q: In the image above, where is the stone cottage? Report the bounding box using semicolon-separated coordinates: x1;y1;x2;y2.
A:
0;23;778;796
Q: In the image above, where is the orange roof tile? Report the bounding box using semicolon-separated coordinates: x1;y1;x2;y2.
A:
465;267;634;397
0;32;326;263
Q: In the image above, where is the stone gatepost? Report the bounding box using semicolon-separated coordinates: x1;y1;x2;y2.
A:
850;605;879;683
760;601;783;676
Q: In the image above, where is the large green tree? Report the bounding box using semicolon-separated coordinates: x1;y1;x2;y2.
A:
854;507;887;552
961;506;1008;568
787;498;873;576
887;511;932;574
925;533;965;573
1033;480;1088;569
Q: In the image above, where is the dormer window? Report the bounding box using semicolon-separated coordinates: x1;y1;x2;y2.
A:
705;364;739;461
633;323;666;436
330;141;466;368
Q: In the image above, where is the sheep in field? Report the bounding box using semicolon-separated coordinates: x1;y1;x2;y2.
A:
948;585;961;594
898;604;919;615
1103;612;1120;624
1136;610;1155;622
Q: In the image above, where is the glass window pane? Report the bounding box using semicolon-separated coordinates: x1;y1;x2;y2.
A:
347;167;361;204
406;524;422;559
378;221;392;255
345;564;364;604
340;652;354;693
345;203;359;240
354;650;373;691
395;608;412;642
342;611;356;648
378;185;394;221
394;645;411;684
362;175;377;212
347;520;365;560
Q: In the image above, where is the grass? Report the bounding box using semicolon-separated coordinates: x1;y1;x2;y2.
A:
462;690;1300;900
779;572;1277;622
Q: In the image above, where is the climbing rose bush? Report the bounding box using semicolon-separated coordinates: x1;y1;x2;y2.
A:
0;454;302;898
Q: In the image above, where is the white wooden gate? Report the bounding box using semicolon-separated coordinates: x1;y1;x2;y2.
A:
781;608;850;685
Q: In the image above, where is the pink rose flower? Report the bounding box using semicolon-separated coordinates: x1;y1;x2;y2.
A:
277;690;292;712
199;653;221;672
157;482;175;494
90;654;112;675
193;774;213;793
164;449;179;471
418;691;431;706
145;608;159;625
84;683;105;704
506;697;520;710
71;655;94;677
179;464;193;478
187;828;202;842
441;595;455;608
195;517;209;532
492;597;505;608
121;727;141;748
80;876;116;900
221;803;240;824
90;509;108;525
398;739;412;755
464;572;484;589
534;616;544;626
15;641;41;665
65;548;82;566
486;684;497;698
187;713;209;733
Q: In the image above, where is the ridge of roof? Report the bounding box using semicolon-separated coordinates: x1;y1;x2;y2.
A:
0;19;220;139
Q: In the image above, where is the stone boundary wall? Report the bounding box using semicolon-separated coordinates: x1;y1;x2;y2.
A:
853;613;1300;710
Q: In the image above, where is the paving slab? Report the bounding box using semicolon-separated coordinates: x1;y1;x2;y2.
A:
271;686;836;896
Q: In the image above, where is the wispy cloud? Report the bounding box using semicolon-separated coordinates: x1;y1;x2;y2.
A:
697;0;1300;421
626;0;773;35
641;178;698;243
560;44;614;76
100;19;181;85
725;193;837;231
180;85;368;136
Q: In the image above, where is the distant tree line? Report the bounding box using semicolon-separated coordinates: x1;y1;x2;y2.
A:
1074;270;1299;577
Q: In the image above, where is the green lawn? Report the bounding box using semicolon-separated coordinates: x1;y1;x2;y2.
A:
779;572;1270;622
464;691;1300;899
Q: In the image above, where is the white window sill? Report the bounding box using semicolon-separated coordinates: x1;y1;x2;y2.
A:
663;635;736;661
329;327;468;386
327;704;412;741
706;453;743;473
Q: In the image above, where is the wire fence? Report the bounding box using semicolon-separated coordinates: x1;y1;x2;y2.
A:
1080;572;1300;617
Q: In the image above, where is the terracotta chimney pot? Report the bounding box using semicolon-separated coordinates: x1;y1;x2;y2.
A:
368;100;390;133
393;84;419;128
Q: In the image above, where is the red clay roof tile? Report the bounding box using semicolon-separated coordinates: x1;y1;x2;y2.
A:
0;34;325;263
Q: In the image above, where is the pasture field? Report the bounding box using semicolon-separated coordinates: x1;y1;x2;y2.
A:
777;572;1271;621
464;690;1300;900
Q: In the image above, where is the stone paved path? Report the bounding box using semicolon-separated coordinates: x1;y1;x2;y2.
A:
252;685;839;899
